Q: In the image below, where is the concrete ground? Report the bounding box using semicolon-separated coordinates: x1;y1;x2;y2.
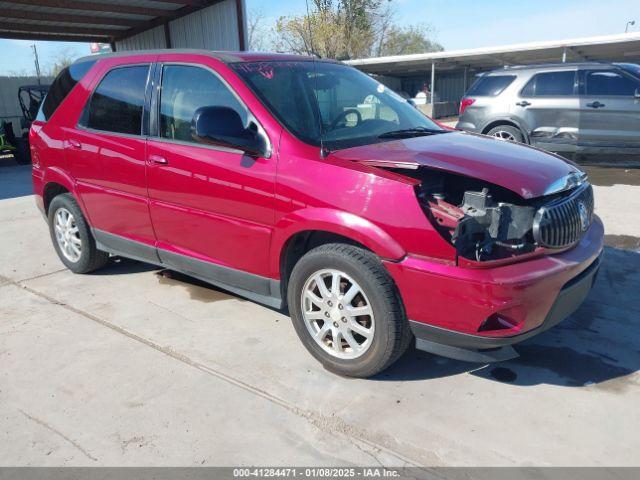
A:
1;159;639;467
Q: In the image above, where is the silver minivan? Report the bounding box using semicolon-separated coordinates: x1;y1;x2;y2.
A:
456;62;640;153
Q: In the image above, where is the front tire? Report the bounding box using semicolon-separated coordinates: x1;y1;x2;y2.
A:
288;244;411;378
48;193;109;273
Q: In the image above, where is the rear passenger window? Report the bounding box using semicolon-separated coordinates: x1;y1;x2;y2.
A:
521;71;576;96
159;65;247;144
84;65;149;135
585;70;640;96
38;59;97;121
466;75;515;96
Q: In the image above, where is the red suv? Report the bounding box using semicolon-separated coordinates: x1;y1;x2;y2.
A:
31;51;603;377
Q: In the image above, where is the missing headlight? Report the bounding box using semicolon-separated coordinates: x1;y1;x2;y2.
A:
402;168;539;261
452;188;536;261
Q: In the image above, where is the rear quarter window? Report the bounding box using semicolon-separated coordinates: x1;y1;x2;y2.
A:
37;59;97;121
466;75;516;96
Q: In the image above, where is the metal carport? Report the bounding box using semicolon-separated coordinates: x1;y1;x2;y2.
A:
346;33;640;117
0;0;247;51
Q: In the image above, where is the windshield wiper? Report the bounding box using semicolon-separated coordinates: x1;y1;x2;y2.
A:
378;127;446;139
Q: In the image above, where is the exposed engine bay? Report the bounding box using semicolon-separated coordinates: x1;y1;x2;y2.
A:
393;167;586;262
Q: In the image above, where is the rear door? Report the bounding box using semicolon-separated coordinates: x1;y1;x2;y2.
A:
66;62;157;257
577;68;640;149
514;69;579;150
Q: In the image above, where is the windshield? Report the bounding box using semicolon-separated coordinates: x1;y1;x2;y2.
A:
231;61;445;151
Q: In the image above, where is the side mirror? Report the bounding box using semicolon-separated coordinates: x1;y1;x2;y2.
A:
191;106;267;157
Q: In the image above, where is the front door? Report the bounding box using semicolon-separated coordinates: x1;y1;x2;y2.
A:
146;63;277;285
66;63;157;255
578;68;640;149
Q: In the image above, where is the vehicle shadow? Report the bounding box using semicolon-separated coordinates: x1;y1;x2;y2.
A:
375;246;640;389
91;257;245;304
93;256;160;275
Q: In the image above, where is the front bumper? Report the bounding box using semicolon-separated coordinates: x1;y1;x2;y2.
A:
384;216;604;361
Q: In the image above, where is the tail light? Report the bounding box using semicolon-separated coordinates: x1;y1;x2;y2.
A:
459;97;476;115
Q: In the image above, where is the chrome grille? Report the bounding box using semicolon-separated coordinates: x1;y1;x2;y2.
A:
533;184;594;249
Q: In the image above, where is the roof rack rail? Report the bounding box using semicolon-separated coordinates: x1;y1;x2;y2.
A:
499;61;611;70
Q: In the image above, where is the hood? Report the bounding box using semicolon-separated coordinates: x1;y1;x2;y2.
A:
331;131;581;199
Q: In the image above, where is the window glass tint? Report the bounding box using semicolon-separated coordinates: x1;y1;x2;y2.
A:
466;75;515;96
232;61;443;150
160;65;246;143
85;65;149;135
585;70;640;96
521;71;575;96
38;59;96;121
615;63;640;80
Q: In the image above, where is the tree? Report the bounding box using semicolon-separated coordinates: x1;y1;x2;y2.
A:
248;8;272;51
274;0;441;60
377;25;443;56
276;6;346;59
275;0;382;60
46;48;77;77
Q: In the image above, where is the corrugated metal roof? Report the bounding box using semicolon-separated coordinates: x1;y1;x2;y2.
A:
0;2;153;21
347;33;640;74
0;0;231;43
2;18;130;30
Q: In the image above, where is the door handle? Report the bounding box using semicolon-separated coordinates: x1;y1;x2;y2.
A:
586;101;605;109
516;100;531;107
68;139;82;149
148;154;168;165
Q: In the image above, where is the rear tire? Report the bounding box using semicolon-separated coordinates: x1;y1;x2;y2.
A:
486;125;525;143
288;243;412;378
48;193;109;274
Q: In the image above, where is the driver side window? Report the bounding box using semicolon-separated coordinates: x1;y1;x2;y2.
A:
159;65;247;143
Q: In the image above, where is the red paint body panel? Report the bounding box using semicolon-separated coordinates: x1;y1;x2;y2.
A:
270;133;456;274
331;131;580;199
385;216;603;335
146;138;276;276
69;131;156;245
31;51;604;344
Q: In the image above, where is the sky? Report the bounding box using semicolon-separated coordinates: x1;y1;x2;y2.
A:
0;40;90;77
0;0;638;76
247;0;640;49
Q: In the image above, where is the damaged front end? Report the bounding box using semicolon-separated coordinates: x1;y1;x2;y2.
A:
415;170;537;262
384;165;593;263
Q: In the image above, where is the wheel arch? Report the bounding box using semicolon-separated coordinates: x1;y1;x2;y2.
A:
271;209;406;306
43;182;70;214
41;167;90;220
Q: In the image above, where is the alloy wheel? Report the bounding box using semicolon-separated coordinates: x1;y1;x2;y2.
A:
53;207;82;262
492;130;517;141
301;269;375;360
